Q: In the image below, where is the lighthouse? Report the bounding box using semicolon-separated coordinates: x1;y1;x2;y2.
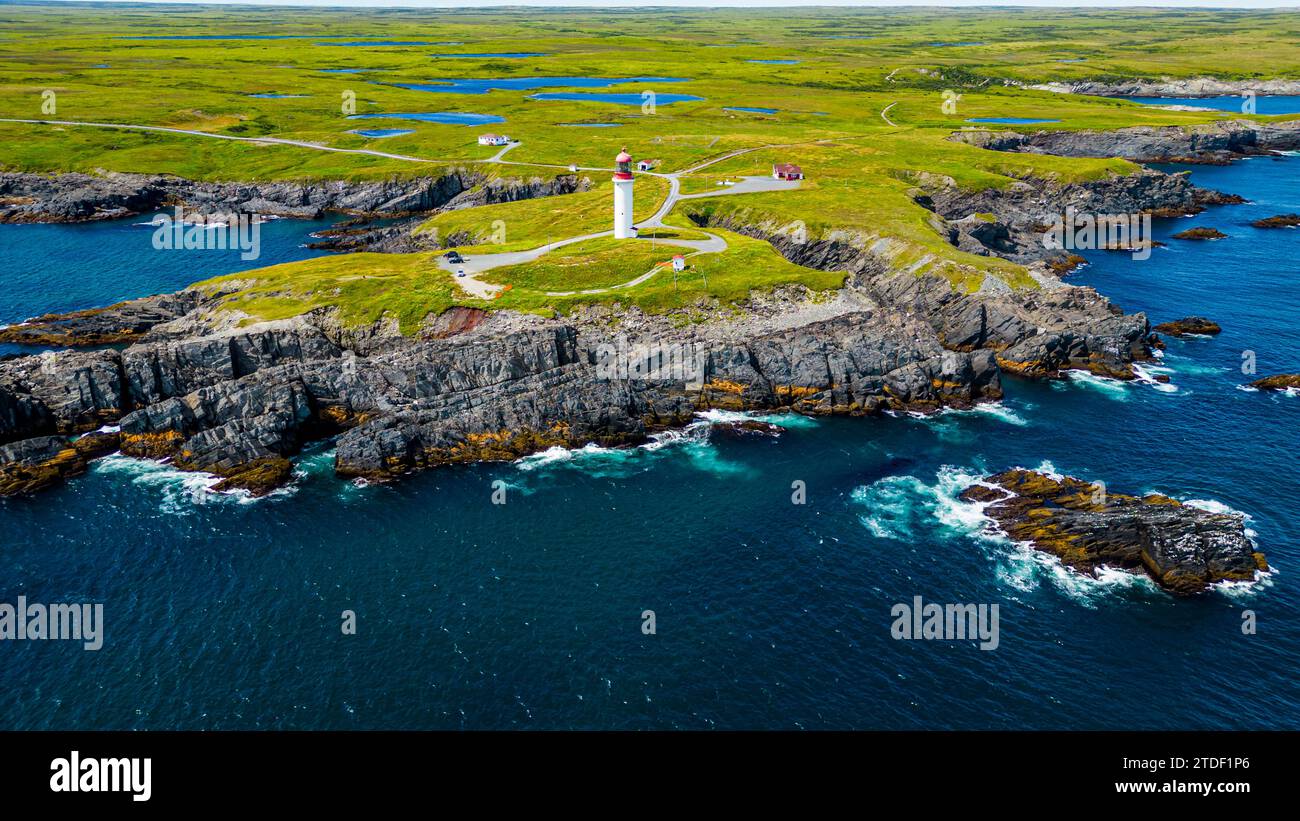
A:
613;147;635;239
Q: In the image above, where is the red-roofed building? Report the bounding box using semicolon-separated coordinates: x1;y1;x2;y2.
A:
772;163;803;180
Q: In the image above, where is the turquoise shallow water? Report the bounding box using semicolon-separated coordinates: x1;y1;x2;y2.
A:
0;158;1297;730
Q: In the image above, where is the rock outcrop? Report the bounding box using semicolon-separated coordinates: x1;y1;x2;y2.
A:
1248;373;1300;391
1171;227;1228;240
962;469;1267;594
0;292;202;346
0;169;590;225
689;174;1168;382
1029;76;1300;99
0;308;1003;495
0;430;119;496
951;118;1300;164
1252;213;1300;228
1154;316;1222;336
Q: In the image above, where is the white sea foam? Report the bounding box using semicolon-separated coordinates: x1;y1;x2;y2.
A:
92;454;294;513
692;408;819;429
512;419;749;477
849;465;1002;542
858;459;1182;604
1132;362;1179;393
1062;368;1132;398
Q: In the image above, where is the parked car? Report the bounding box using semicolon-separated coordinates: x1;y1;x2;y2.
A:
456;269;466;278
444;251;463;264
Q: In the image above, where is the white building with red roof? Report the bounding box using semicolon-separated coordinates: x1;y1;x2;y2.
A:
772;162;804;180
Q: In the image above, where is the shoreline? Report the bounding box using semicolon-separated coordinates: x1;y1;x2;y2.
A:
0;123;1288;506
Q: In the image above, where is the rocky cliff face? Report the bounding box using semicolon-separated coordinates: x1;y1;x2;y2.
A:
0;168;590;224
686;172;1177;382
1028;77;1300;98
0;121;1264;499
0;306;1003;495
962;469;1267;594
951;118;1300;164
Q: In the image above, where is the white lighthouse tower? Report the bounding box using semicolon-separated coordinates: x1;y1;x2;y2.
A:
613;147;635;239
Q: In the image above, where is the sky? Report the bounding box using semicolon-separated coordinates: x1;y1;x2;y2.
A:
31;0;1300;8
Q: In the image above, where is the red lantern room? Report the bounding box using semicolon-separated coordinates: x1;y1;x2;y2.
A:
614;147;633;180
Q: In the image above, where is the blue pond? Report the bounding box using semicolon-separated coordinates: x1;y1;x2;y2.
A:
530;92;703;106
348;112;504;126
1124;95;1300;115
318;68;375;74
120;35;335;41
393;76;689;95
432;53;546;59
249;94;310;99
726;106;778;114
350;129;415;138
747;59;799;65
319;41;440;47
968;117;1061;124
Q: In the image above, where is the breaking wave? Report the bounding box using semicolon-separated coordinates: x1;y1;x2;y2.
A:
92;454;296;514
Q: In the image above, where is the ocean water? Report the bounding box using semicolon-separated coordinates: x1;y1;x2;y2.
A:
1123;95;1300;115
0;158;1297;730
0;212;335;357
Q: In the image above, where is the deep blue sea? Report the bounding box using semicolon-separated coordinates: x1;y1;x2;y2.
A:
1123;95;1300;115
0;212;334;356
0;158;1297;730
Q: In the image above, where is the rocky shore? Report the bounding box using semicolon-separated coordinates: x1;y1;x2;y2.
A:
1249;373;1300;391
1153;316;1221;336
0;306;1004;496
952;118;1300;164
962;469;1267;594
0;125;1267;499
1028;76;1300;99
0;168;591;225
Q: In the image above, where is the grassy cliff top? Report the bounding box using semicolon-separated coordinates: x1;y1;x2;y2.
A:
3;4;1292;326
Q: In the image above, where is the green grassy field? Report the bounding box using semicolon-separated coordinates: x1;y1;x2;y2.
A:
2;3;1296;328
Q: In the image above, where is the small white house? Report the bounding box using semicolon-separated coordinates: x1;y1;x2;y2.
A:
478;133;510;146
637;159;659;171
772;162;804;181
672;255;686;272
